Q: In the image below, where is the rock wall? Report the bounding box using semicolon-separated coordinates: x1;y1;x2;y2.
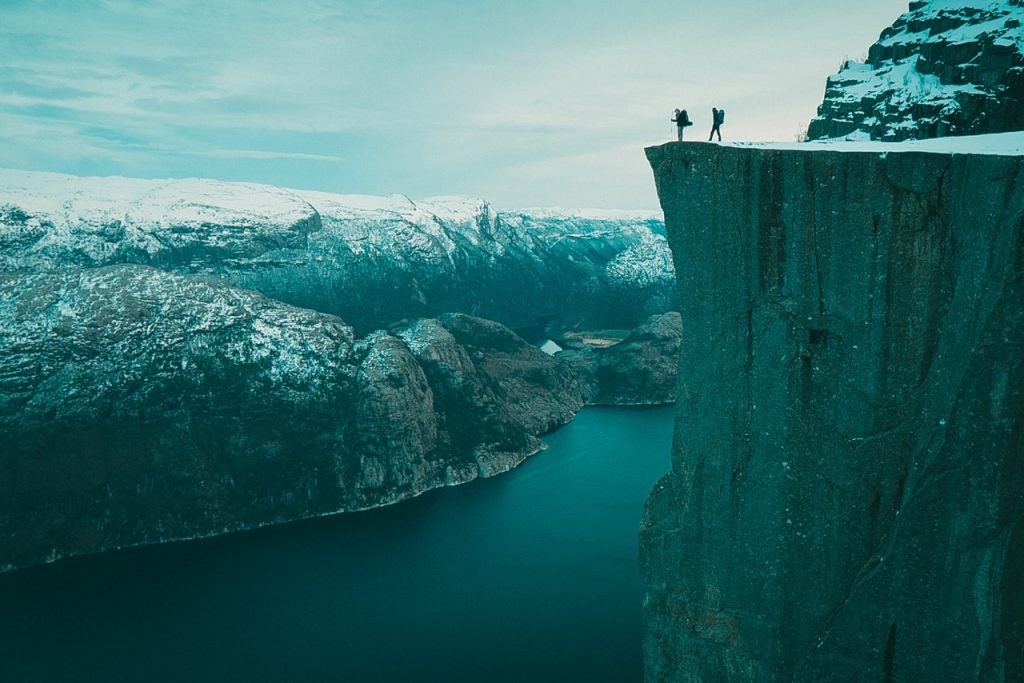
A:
808;0;1024;141
642;141;1023;681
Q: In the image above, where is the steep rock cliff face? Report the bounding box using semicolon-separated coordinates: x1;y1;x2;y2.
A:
808;0;1024;141
0;169;673;333
642;140;1023;682
0;266;583;571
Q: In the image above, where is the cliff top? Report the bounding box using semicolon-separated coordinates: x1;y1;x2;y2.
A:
647;131;1024;159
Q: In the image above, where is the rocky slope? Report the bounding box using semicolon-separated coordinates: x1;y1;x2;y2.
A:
558;312;682;405
0;169;674;333
642;138;1023;681
0;266;583;571
808;0;1024;141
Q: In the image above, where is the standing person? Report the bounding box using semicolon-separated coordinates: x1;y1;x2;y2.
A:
672;109;693;141
709;107;725;141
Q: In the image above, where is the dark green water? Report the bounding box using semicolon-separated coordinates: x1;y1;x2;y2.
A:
0;406;673;683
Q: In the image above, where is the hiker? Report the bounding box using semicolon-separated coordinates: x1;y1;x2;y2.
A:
672;109;693;141
709;107;725;141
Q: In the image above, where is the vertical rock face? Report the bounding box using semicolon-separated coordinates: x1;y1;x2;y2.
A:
808;0;1024;141
642;141;1023;682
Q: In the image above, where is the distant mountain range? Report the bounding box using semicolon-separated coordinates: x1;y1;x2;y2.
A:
0;169;675;334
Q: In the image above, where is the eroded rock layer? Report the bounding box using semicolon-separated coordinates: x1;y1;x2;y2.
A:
642;141;1023;682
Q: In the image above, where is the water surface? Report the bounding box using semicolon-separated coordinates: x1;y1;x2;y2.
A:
0;406;673;683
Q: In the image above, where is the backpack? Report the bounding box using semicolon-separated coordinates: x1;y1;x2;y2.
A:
717;109;726;125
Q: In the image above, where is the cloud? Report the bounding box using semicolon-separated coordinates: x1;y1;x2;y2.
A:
198;149;347;162
0;0;909;207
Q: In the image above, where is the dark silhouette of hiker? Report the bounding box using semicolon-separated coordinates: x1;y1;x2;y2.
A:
672;109;693;141
709;107;725;141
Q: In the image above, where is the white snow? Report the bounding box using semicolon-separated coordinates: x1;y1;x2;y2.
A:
605;239;674;288
0;168;672;295
0;169;317;229
510;207;662;221
810;0;1023;140
0;169;661;245
879;1;1024;51
826;56;986;106
723;131;1024;156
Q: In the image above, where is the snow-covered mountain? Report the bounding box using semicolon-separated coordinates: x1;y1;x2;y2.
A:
808;0;1024;140
0;169;673;332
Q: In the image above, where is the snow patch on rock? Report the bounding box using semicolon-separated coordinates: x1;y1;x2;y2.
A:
808;0;1024;141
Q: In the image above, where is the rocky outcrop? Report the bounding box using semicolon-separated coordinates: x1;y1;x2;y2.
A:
395;314;584;475
808;0;1024;141
642;140;1023;681
558;312;682;405
0;170;674;333
0;266;583;571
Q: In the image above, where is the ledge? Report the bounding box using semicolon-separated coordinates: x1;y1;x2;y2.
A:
646;130;1024;162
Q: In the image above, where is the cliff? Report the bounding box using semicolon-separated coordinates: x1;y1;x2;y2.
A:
808;0;1024;141
0;266;583;571
642;137;1023;681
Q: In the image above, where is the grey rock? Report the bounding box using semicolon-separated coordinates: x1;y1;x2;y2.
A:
642;141;1023;682
594;312;682;405
0;265;354;570
396;314;585;476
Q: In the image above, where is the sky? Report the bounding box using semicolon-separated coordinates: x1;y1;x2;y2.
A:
0;0;908;209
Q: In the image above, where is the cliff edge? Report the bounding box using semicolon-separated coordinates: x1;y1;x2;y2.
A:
642;136;1023;681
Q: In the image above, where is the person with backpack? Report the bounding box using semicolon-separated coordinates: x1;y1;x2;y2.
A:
672;108;693;141
709;107;725;141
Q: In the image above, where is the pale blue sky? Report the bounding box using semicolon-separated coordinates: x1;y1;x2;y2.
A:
1;0;907;209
